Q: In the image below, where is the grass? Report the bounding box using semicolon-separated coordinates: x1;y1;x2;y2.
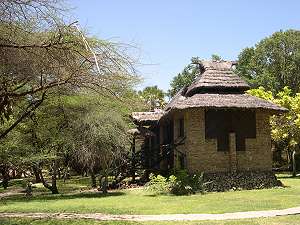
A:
0;174;300;215
1;215;300;225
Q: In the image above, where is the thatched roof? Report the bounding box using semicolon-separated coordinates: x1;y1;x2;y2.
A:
186;60;249;96
164;60;287;113
128;127;156;137
165;93;287;113
131;109;164;125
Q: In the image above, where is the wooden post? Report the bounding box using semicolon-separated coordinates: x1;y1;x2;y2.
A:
229;133;237;173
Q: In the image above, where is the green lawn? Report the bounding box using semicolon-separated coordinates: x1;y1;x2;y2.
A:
0;174;300;215
1;215;300;225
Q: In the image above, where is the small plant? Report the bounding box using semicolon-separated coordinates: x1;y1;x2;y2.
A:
144;173;171;194
144;171;208;195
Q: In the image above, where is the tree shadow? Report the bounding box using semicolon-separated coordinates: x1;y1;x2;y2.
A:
0;191;126;203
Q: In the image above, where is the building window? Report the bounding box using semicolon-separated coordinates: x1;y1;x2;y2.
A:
178;118;184;137
205;110;256;151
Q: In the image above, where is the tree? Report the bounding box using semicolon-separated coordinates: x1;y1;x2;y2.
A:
248;86;300;175
168;57;200;98
237;30;300;94
0;0;138;139
73;111;129;193
211;54;222;61
138;86;166;110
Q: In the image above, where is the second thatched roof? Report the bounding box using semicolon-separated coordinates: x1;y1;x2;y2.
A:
131;109;164;125
165;92;287;113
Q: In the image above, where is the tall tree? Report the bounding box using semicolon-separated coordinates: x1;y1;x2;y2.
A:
236;30;300;94
211;54;222;61
168;57;200;98
0;0;138;139
73;111;129;193
138;86;165;110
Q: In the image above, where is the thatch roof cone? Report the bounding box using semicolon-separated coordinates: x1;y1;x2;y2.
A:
186;60;250;96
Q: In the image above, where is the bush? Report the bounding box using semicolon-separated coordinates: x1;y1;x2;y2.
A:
144;174;171;194
144;171;207;195
170;170;206;195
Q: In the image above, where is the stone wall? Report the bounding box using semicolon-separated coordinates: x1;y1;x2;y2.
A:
172;108;272;173
204;171;282;192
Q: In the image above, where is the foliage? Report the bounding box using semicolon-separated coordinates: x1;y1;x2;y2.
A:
211;54;222;61
138;86;166;110
237;30;300;94
170;170;206;195
73;111;129;170
168;57;200;98
248;86;300;167
144;174;172;194
0;88;140;192
0;0;143;193
0;0;139;138
145;171;207;195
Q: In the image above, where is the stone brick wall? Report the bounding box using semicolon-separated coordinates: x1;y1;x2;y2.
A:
172;108;272;173
237;110;272;171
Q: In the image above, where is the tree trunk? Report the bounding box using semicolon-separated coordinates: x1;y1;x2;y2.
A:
38;164;59;194
102;175;108;194
32;165;42;183
0;166;9;189
50;162;59;194
99;173;108;194
90;170;97;188
292;150;297;177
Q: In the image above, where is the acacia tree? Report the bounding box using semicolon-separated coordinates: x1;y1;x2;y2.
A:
237;30;300;94
73;111;130;193
0;0;138;139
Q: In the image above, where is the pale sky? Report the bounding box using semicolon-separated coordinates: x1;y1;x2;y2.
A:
71;0;300;92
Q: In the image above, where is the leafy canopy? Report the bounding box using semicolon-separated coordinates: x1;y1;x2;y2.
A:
237;30;300;94
168;57;200;98
247;86;300;151
138;86;166;110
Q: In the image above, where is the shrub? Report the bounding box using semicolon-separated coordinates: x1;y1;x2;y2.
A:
144;174;171;194
144;171;207;195
170;170;206;195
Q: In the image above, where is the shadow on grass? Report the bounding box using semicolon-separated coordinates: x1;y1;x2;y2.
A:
0;191;126;203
